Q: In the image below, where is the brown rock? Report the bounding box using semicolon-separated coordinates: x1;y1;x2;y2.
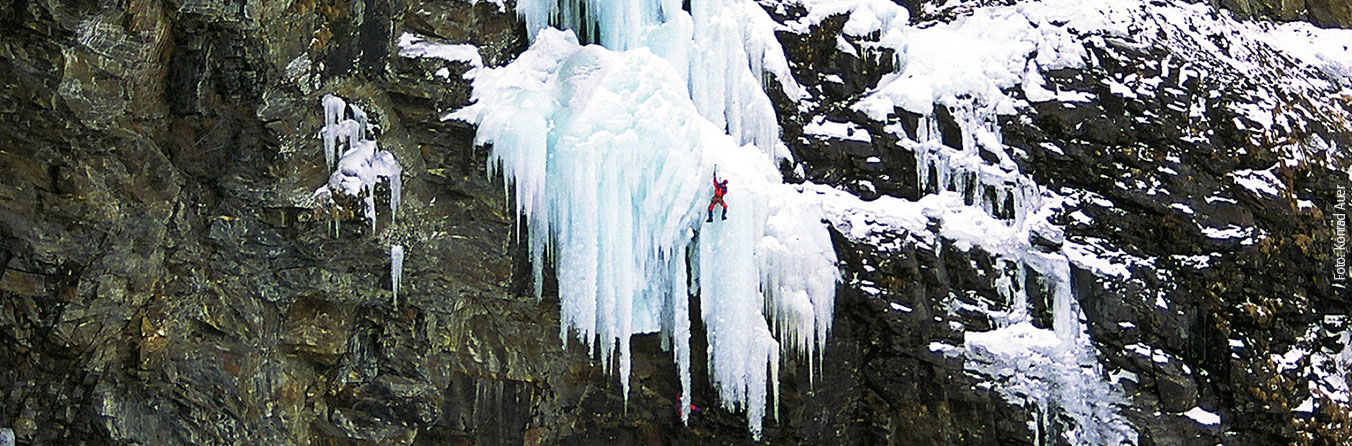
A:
1309;0;1352;27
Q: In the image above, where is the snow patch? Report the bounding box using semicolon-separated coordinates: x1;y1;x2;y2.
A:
1183;406;1221;425
803;117;871;142
1063;240;1133;279
1201;225;1251;240
1229;168;1284;196
786;0;910;37
397;32;484;69
1253;20;1352;84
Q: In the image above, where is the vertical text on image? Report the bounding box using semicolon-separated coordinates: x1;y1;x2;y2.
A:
1334;185;1346;283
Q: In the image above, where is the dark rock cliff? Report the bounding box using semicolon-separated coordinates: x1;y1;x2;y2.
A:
0;0;1349;445
1211;0;1352;29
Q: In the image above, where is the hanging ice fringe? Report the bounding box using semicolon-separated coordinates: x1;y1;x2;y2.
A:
451;0;838;437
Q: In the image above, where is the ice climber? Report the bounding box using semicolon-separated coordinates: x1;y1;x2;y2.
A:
675;394;703;416
707;171;728;222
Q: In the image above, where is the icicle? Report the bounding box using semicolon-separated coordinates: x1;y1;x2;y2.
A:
995;183;1009;219
350;104;368;141
366;184;377;234
915;148;930;193
1034;253;1078;345
670;246;693;424
391;244;404;306
322;94;346;172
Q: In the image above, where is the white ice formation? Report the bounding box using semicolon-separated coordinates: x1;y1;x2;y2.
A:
450;0;839;438
313;94;403;234
516;0;806;162
391;244;405;306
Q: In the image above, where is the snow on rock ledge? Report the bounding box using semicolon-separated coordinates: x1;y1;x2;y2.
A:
449;29;837;438
397;32;484;73
313;94;403;234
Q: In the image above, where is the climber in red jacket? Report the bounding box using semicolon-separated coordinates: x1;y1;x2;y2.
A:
707;171;728;222
674;393;703;416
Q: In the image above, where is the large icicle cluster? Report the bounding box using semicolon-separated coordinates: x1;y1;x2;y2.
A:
516;0;805;163
313;94;403;234
451;26;837;437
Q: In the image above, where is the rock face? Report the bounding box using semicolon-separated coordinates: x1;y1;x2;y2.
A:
0;1;1349;446
770;0;1352;445
1215;0;1352;28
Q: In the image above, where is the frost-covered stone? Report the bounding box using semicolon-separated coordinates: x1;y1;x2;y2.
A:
313;94;403;234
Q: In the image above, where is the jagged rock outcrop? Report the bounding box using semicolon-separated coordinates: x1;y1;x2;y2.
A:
1;0;1349;445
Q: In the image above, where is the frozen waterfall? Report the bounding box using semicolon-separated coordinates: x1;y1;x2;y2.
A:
451;0;838;435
